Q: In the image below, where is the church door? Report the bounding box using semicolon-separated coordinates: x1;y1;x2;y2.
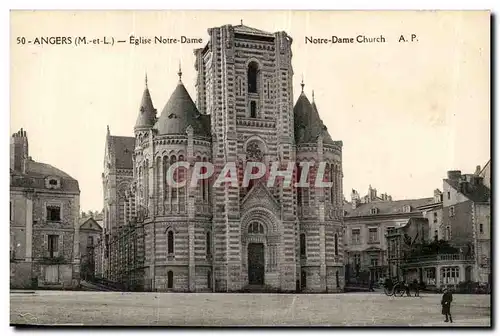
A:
248;243;265;285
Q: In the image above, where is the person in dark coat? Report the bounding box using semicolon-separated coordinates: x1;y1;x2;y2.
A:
441;288;453;322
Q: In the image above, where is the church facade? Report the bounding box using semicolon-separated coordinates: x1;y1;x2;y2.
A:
99;24;345;293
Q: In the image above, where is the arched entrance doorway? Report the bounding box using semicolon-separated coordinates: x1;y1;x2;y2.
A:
248;243;265;285
247;222;265;285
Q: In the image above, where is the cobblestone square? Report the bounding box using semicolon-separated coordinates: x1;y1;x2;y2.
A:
10;291;491;327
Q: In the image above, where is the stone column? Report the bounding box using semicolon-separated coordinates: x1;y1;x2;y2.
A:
435;266;441;288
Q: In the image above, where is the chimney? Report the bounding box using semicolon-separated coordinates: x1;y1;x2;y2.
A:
368;185;377;201
351;189;360;209
10;128;29;173
474;165;481;175
447;170;462;181
434;189;442;203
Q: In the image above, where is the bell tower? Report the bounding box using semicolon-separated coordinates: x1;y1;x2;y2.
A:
194;23;297;292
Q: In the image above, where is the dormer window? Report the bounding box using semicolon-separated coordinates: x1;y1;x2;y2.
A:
403;205;411;213
370;207;379;215
45;176;61;189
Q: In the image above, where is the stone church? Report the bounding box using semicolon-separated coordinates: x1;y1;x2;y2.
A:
99;23;345;292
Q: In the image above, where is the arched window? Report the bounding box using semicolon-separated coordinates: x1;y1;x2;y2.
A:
248;222;264;234
296;163;302;204
334;233;339;256
336;271;340;288
199;156;205;201
202;157;210;202
247;62;259;93
324;163;330;202
167;270;174;289
170;156;177;200
167;230;174;254
206;231;211;257
330;165;336;205
163;156;169;202
300;233;306;257
156;157;161;207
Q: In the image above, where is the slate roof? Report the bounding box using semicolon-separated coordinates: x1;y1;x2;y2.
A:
109;136;135;169
155;82;211;137
445;178;490;203
10;159;80;193
344;197;435;217
234;24;273;37
134;86;157;129
293;92;334;145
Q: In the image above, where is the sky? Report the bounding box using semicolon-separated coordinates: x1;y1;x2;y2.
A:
10;10;490;212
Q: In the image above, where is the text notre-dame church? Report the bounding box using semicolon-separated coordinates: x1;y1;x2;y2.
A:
97;23;345;293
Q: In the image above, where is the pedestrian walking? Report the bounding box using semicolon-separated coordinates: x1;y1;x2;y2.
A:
441;287;453;323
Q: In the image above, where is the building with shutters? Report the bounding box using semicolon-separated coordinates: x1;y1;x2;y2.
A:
10;129;81;289
98;23;345;293
343;186;435;285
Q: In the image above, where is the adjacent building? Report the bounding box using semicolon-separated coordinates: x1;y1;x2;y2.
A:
343;185;434;284
79;216;103;280
10;129;81;289
385;165;491;289
442;168;491;285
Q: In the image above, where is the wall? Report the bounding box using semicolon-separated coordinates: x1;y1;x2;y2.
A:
423;207;443;240
443;200;473;247
474;203;491;283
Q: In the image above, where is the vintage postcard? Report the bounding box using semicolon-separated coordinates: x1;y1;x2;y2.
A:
9;10;491;327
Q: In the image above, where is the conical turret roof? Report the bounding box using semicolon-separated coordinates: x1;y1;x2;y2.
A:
293;88;334;145
134;76;157;129
155;77;210;137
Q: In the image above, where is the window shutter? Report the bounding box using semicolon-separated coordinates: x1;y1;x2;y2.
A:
44;234;48;257
57;234;63;257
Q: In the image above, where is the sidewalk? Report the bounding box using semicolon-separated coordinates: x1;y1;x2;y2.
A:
412;317;491;327
10;290;35;294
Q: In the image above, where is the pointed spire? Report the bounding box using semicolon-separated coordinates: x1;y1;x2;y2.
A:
135;74;156;129
301;75;305;93
312;90;315;102
241;19;243;25
177;61;183;82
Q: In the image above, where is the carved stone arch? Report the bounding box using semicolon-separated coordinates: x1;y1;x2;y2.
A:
241;207;280;234
244;136;267;162
117;181;130;199
245;57;263;69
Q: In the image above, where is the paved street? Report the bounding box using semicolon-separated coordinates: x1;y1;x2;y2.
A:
10;291;491;327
